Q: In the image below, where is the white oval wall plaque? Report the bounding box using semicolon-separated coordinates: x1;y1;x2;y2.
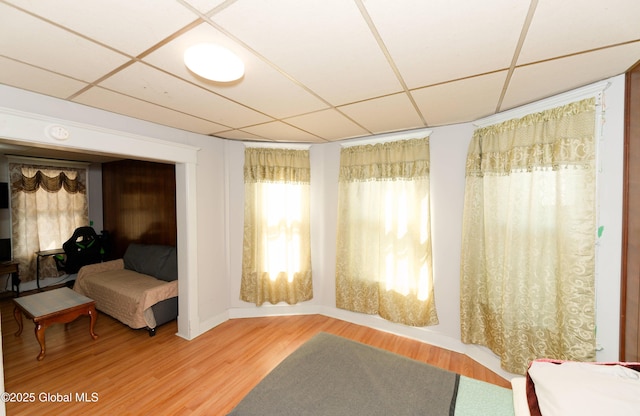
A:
47;125;70;140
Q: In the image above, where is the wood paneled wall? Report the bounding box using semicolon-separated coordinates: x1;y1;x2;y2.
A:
102;159;177;260
621;61;640;361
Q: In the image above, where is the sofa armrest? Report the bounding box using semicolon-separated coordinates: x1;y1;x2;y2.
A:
77;259;124;281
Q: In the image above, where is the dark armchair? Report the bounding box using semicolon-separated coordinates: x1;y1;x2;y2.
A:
54;226;104;274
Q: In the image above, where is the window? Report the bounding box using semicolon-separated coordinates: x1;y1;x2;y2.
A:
9;160;89;282
240;147;312;306
460;98;598;375
335;137;438;327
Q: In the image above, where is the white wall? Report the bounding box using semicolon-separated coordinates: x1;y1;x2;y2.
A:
193;135;230;332
426;122;475;341
311;141;341;308
226;140;244;310
0;74;627;380
594;75;625;358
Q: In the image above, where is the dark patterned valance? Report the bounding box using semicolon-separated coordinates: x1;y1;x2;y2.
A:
10;164;86;194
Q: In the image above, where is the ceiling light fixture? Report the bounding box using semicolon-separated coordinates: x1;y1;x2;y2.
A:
183;43;245;82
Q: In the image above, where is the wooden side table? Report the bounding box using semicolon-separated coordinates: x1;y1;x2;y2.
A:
13;287;98;360
0;261;20;296
35;248;64;290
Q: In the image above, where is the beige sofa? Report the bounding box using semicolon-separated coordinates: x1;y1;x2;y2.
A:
73;244;178;335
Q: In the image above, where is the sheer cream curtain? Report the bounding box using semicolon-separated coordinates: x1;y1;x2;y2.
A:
335;137;438;326
10;162;89;282
460;98;598;375
240;147;313;306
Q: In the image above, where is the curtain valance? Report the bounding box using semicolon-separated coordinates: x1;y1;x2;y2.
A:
339;137;430;182
467;98;595;176
244;148;310;184
12;169;86;194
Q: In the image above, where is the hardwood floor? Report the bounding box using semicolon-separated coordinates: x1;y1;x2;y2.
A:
1;294;510;415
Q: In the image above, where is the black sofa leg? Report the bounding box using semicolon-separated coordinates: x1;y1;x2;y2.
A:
147;327;156;337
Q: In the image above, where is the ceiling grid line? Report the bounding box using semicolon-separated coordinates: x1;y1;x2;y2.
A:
354;0;428;127
495;0;539;113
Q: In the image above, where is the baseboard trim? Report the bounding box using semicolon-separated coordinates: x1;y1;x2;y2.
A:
211;305;517;381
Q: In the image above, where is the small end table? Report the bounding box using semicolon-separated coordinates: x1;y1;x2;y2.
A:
13;287;98;361
0;261;20;296
35;248;65;290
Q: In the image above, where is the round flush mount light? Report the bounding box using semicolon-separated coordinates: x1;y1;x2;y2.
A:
183;43;245;82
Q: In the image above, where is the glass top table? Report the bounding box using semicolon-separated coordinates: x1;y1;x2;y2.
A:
13;287;98;360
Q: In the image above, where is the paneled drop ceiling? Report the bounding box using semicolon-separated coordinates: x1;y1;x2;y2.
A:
1;0;639;143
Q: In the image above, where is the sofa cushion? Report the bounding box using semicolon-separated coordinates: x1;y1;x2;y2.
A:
156;247;178;282
123;244;178;281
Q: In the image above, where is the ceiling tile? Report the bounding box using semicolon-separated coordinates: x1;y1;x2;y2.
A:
519;0;640;65
338;93;425;134
0;57;88;99
412;71;508;126
0;3;130;82
213;0;402;105
98;62;272;128
73;86;229;135
503;42;640;111
363;0;529;89
241;121;321;142
284;109;370;141
143;22;329;119
5;0;199;57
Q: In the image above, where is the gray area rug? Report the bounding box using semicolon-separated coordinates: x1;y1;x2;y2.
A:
228;332;460;416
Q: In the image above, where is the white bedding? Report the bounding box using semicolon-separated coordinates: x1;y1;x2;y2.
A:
511;377;530;416
527;361;640;416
